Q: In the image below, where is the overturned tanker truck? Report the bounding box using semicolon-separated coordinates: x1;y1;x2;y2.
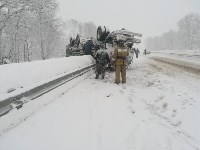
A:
65;26;142;67
96;26;142;67
66;34;99;57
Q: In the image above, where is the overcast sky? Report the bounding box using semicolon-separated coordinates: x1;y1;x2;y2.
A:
56;0;200;39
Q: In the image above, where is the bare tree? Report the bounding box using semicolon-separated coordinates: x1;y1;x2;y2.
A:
0;0;66;64
177;13;200;49
145;13;200;50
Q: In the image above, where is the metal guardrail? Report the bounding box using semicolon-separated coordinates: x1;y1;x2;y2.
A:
0;64;95;117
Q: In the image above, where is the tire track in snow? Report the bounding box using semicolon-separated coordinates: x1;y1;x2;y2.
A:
134;57;200;149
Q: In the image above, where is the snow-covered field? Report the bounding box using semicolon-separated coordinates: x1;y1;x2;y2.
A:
0;55;199;150
0;56;94;101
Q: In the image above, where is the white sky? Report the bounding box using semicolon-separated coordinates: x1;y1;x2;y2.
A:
56;0;200;39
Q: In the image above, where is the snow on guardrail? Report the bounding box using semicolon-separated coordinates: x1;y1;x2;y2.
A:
0;56;95;101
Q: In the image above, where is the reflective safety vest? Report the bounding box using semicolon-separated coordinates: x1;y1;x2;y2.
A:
112;47;129;65
117;48;129;58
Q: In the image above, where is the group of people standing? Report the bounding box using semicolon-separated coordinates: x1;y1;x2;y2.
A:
95;35;129;84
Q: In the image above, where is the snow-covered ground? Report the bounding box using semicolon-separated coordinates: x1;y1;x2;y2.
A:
0;56;94;101
151;50;200;62
152;50;200;55
0;55;199;150
149;50;200;73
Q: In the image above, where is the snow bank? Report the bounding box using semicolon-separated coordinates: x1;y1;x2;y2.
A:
151;56;200;72
149;50;200;72
152;50;200;55
151;50;200;61
0;56;94;100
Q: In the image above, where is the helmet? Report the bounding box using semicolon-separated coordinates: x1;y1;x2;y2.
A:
115;34;126;47
118;40;124;44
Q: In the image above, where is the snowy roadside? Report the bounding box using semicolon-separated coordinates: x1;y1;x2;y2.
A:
0;56;95;101
0;70;94;136
150;56;200;73
0;56;199;150
149;50;200;73
151;50;200;55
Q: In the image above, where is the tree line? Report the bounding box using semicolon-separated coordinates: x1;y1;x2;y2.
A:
64;19;97;40
0;0;97;64
145;13;200;51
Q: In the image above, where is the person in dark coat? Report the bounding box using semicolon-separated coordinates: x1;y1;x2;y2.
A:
83;40;95;55
95;49;110;79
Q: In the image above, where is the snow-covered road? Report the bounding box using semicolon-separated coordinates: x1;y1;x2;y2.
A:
0;56;199;150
